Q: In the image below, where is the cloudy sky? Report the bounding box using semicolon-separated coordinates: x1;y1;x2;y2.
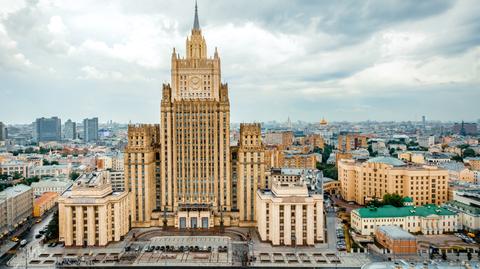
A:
1;0;479;124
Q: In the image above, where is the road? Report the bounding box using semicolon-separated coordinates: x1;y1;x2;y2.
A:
3;209;55;268
326;210;337;250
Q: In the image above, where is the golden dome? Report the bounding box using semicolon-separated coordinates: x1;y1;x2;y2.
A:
320;118;328;125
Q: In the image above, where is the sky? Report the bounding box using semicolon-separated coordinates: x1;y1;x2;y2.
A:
0;0;479;124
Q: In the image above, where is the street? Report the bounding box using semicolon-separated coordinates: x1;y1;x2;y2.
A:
2;209;55;268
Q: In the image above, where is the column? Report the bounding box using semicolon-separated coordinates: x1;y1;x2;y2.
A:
306;204;314;245
87;206;95;246
284;205;291;245
65;207;73;246
75;206;84;246
98;206;107;246
295;204;302;245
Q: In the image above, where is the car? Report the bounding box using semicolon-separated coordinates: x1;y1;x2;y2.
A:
35;234;42;239
35;219;42;224
155;245;160;251
20;240;28;247
125;246;131;251
11;237;19;242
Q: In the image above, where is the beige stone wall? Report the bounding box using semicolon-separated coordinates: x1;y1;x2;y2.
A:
236;123;265;226
339;159;449;206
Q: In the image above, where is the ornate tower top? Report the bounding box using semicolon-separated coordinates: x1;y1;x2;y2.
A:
186;1;206;59
193;1;200;30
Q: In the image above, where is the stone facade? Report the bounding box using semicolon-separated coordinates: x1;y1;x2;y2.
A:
339;157;449;206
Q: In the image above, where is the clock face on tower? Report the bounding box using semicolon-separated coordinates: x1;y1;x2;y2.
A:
189;76;201;90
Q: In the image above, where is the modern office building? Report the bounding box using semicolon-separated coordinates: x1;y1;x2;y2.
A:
0;122;6;141
0;185;34;234
64;119;76;140
35;117;61;142
339;157;449;206
256;169;324;246
58;171;129;247
83;118;99;142
453;121;477;136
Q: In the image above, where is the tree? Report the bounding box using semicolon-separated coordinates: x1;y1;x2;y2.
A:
451;155;463;162
45;211;59;241
442;251;447;260
12;172;23;180
367;197;383;208
321;144;333;164
467;252;472;261
22;176;40;186
382;193;404;207
70;171;80;181
316;162;338;180
463;148;476;158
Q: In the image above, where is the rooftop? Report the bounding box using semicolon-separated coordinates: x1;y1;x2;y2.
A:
0;184;31;198
377;226;416;240
366;156;406;167
356;204;456;218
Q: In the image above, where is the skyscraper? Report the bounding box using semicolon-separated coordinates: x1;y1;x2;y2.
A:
0;122;6;141
126;3;233;228
35;117;61;142
160;2;231;228
83;117;99;142
64;119;76;140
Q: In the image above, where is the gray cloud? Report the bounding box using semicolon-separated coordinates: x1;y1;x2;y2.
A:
0;0;479;124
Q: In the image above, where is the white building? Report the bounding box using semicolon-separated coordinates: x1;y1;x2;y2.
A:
256;169;324;246
444;189;480;232
0;161;29;177
0;184;33;235
351;202;458;236
31;176;73;196
28;164;71;178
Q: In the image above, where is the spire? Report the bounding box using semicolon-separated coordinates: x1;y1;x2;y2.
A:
193;1;200;30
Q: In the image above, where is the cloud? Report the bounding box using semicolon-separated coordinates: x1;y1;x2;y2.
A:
0;0;479;123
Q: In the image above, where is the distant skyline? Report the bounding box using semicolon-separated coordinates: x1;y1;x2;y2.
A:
1;0;479;123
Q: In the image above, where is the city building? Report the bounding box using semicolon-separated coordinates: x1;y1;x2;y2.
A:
0;161;29;177
264;131;294;148
256;169;324;246
64;119;76;140
0;184;33;235
304;134;325;149
281;153;318;169
351;203;458;236
375;226;417;254
58;171;129;247
444;189;480;232
31;176;73;196
83;117;99;142
453;121;477;136
339;157;449;206
0;122;6;141
233;123;265;227
109;170;125;192
33;192;58;217
124;124;159;227
27;164;71;178
338;132;368;152
35;117;61;142
125;5;239;229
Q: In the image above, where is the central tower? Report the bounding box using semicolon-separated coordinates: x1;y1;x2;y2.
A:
159;3;231;228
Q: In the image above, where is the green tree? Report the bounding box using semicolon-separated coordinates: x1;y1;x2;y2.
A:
12;172;23;180
367;197;383;208
321;144;333;164
382;193;404;207
316;162;338;180
22;176;40;186
45;211;59;241
451;155;463;162
463;148;476;158
70;171;80;181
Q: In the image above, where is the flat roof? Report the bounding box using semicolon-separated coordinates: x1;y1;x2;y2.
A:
377;226;415;240
356;204;456;218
